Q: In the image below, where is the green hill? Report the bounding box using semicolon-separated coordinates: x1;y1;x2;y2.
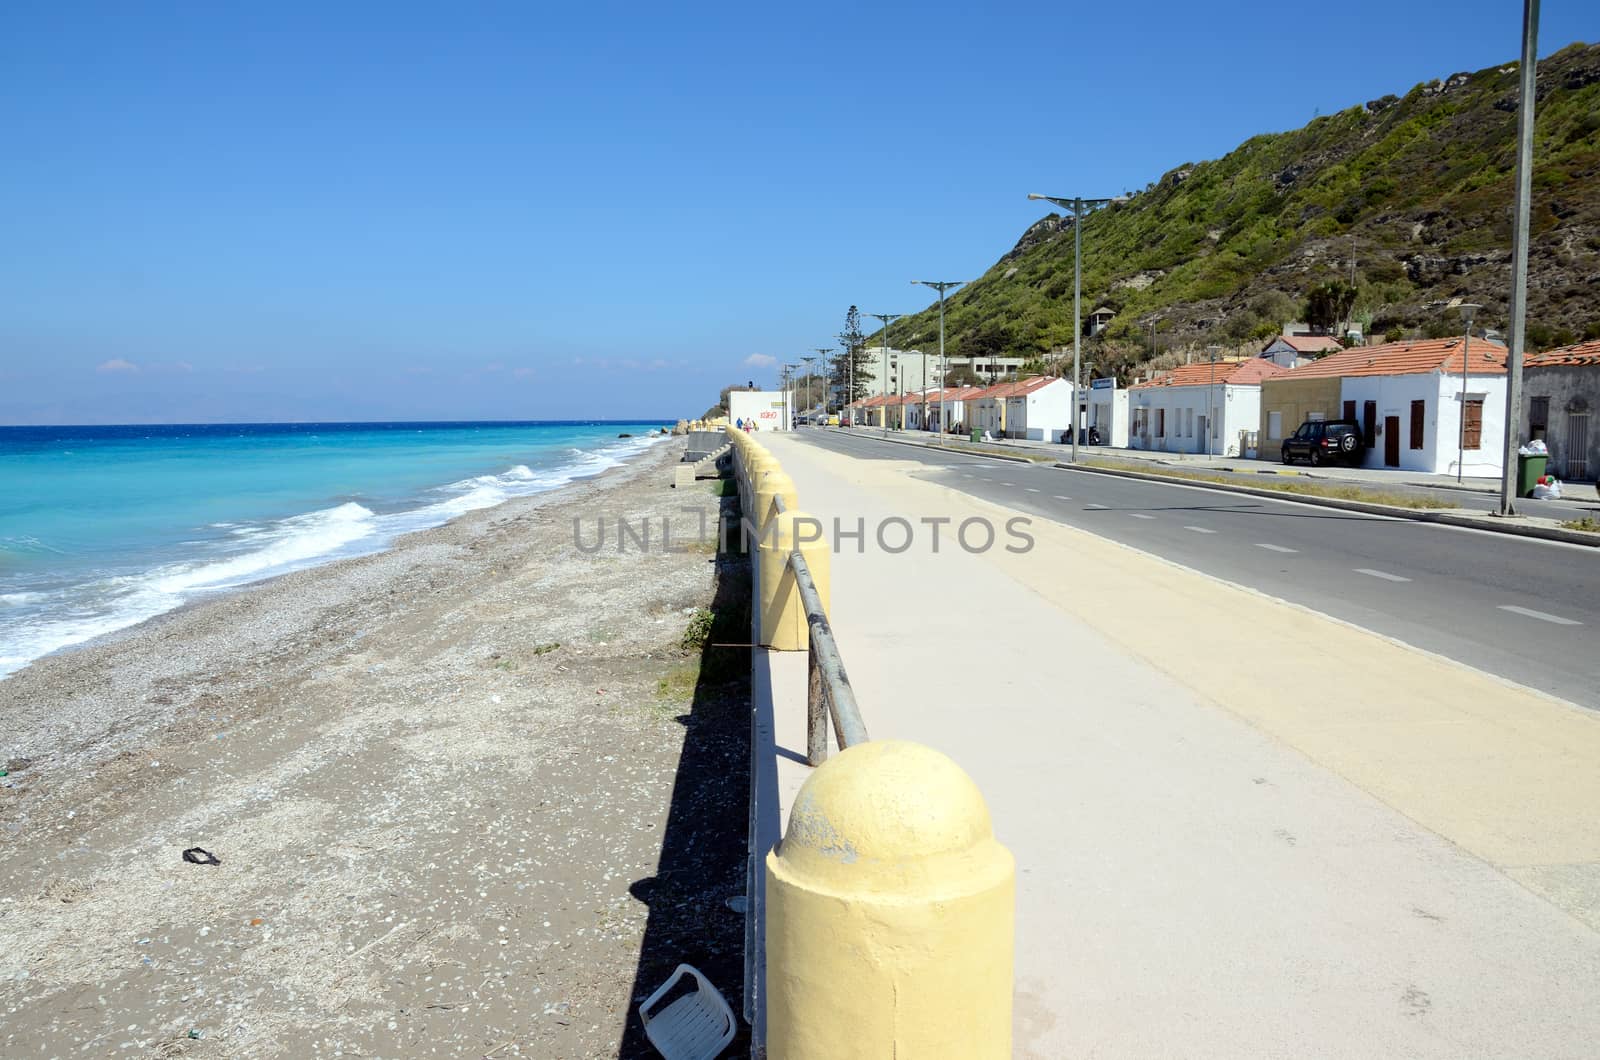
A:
879;42;1600;383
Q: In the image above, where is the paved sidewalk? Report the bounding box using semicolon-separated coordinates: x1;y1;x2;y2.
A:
847;426;1597;506
761;430;1600;1059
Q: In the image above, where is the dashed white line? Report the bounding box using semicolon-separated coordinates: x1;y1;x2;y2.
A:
1255;543;1297;553
1085;503;1107;510
1025;487;1041;493
1001;482;1015;487
1499;605;1582;626
1355;568;1411;583
1184;526;1216;534
1130;513;1156;520
1053;495;1071;501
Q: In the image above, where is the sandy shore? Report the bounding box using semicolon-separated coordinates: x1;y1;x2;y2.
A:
0;439;751;1058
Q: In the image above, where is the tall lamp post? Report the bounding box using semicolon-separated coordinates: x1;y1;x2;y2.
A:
1499;0;1540;515
1206;344;1221;459
801;356;818;423
868;312;903;437
781;363;799;429
1454;303;1481;484
813;348;834;424
911;281;965;442
1027;192;1129;462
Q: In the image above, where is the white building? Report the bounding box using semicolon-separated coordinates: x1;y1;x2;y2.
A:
728;389;793;431
1129;359;1288;456
1004;377;1074;441
1086;377;1129;447
1267;337;1510;475
1260;333;1344;368
859;347;1028;399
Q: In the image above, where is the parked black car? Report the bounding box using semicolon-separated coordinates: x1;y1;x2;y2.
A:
1281;419;1366;466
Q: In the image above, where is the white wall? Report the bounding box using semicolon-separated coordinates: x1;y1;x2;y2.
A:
1009;381;1073;441
729;390;792;431
1339;372;1506;476
1129;384;1258;455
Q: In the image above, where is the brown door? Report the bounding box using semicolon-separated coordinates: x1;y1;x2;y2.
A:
1385;416;1401;467
1363;401;1377;448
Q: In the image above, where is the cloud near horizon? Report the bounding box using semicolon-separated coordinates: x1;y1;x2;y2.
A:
743;353;776;368
95;358;139;374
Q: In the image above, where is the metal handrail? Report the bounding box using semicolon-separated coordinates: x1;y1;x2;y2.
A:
789;548;867;765
750;474;866;764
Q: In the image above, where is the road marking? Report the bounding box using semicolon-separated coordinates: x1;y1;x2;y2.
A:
1001;482;1015;487
1355;568;1411;583
1025;487;1041;493
1255;543;1297;553
1053;495;1071;501
1184;526;1216;534
1499;605;1582;626
1085;503;1107;510
1130;513;1156;520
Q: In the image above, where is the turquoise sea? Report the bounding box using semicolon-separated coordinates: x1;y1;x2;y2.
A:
0;420;669;676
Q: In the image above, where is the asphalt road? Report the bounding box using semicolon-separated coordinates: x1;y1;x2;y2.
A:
794;429;1600;709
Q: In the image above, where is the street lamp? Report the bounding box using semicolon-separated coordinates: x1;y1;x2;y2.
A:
801;356;818;423
1499;0;1540;516
1454;303;1482;484
813;348;834;424
1028;192;1129;461
911;281;965;442
868;312;903;438
1206;344;1221;459
781;363;799;429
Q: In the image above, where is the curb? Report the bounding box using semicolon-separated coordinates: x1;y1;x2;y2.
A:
841;431;1045;465
1061;463;1600;548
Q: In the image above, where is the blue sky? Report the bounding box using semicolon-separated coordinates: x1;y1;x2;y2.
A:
1;1;1591;424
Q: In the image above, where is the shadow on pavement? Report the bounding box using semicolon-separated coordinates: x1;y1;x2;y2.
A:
619;490;752;1057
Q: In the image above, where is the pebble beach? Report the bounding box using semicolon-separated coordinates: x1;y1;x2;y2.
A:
0;439;751;1058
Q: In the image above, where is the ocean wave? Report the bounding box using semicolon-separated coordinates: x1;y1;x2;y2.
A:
0;433;665;678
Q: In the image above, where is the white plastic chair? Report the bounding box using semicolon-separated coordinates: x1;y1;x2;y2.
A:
638;963;736;1060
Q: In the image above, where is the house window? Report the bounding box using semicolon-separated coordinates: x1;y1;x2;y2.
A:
1463;397;1484;449
1268;411;1283;439
1157;409;1165;436
1530;396;1549;438
1343;400;1357;421
1410;400;1425;450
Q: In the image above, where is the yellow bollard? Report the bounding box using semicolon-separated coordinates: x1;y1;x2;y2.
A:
756;509;828;651
765;740;1015;1058
751;468;798;530
743;451;778;517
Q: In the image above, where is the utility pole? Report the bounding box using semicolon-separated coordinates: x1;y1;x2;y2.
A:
1028;193;1128;462
814;348;834;423
1206;344;1221;459
1499;0;1540;516
868;313;902;438
1455;304;1481;484
912;281;965;442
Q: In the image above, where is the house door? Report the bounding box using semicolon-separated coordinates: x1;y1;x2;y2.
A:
1384;416;1400;467
1568;414;1589;480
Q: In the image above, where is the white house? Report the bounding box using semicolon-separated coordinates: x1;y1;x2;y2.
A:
1260;333;1344;369
1272;337;1509;475
1004;377;1074;441
1087;377;1129;447
1129;359;1288;456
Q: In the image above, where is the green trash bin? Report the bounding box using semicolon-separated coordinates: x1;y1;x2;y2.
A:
1516;453;1548;497
970;428;982;444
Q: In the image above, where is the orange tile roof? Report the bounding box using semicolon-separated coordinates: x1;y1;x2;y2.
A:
1130;359;1289;389
1527;339;1600;367
1276;337;1507;380
1268;334;1344;354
